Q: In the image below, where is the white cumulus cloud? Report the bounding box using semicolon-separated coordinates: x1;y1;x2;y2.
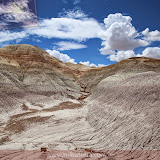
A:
97;64;107;67
142;28;160;41
142;47;160;59
80;61;96;67
108;47;160;62
46;49;77;64
46;50;106;67
79;61;106;67
55;41;87;51
99;13;149;55
108;50;136;62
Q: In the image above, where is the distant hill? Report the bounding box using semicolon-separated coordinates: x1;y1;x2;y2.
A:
79;57;160;90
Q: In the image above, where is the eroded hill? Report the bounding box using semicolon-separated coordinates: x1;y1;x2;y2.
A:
0;44;160;160
79;57;160;91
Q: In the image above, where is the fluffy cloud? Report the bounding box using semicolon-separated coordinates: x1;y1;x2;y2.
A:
0;10;102;45
99;13;149;55
0;10;160;64
97;64;107;67
46;49;77;64
108;47;160;62
28;16;102;41
28;12;151;55
142;28;160;41
55;41;87;51
0;11;153;51
79;61;106;67
142;47;160;59
80;61;96;67
108;50;136;62
46;50;106;67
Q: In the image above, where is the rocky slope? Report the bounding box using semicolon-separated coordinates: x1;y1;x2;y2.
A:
0;44;82;121
79;57;160;91
0;44;160;160
86;71;160;150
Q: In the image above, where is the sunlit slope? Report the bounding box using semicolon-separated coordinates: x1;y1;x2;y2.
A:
79;57;160;91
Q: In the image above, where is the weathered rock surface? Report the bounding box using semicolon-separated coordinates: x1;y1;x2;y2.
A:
79;57;160;91
0;44;81;119
0;44;160;160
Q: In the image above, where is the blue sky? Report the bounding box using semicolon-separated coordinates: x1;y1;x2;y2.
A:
0;0;160;66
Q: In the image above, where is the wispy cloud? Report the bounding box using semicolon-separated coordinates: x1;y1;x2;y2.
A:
55;41;87;51
58;9;88;19
0;30;27;43
27;15;102;41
